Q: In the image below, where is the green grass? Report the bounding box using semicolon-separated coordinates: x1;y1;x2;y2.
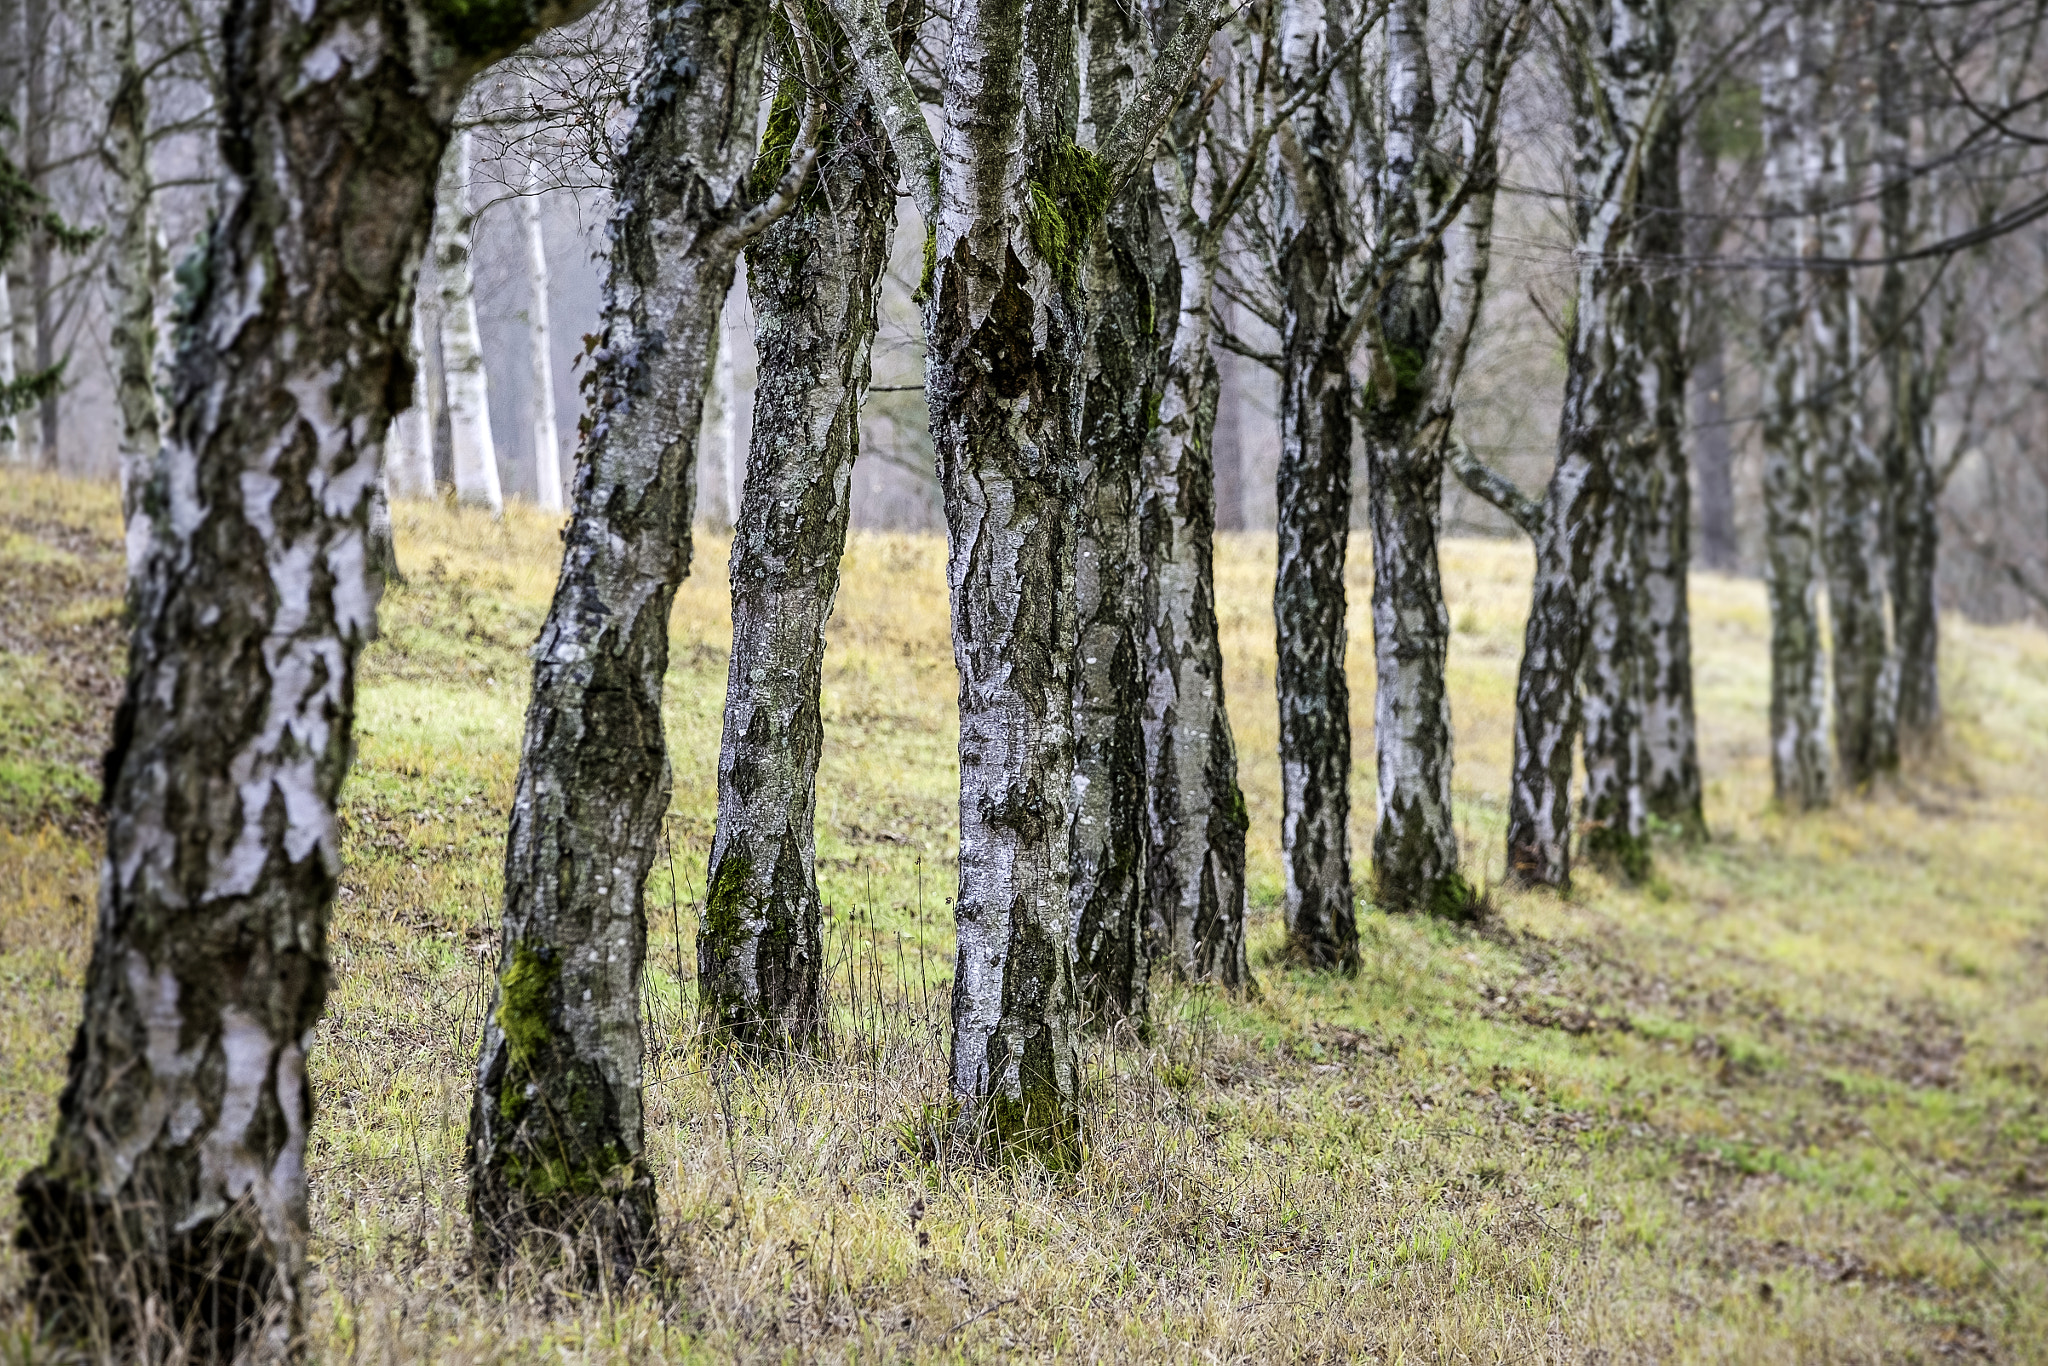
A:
3;468;2046;1360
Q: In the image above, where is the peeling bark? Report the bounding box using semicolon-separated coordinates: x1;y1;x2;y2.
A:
469;0;801;1268
1758;10;1830;811
433;132;504;517
1272;0;1356;960
701;24;900;1053
12;0;596;1354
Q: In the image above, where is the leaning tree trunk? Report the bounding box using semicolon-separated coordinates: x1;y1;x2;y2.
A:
12;0;594;1356
1069;0;1167;1026
1875;8;1939;755
433;131;504;516
1758;10;1830;811
1635;112;1704;839
1272;0;1358;963
1362;0;1468;917
1140;120;1250;990
1810;19;1897;790
700;38;899;1054
468;0;792;1271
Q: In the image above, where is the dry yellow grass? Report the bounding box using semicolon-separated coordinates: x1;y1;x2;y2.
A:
3;469;2046;1361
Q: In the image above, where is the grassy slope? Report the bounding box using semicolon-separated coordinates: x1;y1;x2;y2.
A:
2;467;2045;1362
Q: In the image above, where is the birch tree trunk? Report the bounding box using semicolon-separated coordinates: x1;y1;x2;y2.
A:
386;290;437;498
25;0;56;468
0;267;16;465
523;158;565;514
1877;19;1940;754
1141;125;1250;990
701;30;899;1053
1686;130;1737;574
90;0;166;543
1069;0;1165;1025
433;131;504;516
1810;11;1897;790
927;0;1091;1152
467;0;804;1269
1362;0;1468;916
13;0;594;1354
1634;114;1703;839
1273;0;1357;963
1759;10;1830;811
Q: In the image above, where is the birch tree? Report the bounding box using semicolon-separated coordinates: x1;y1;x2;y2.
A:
1267;0;1360;964
1758;6;1830;810
386;285;437;498
433;130;504;516
827;0;1216;1147
12;0;597;1354
1352;0;1528;914
699;10;905;1052
1069;0;1170;1023
466;0;824;1268
86;0;166;540
1808;5;1898;790
523;157;564;513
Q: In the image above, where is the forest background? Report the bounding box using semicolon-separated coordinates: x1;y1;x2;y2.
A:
3;0;2048;1359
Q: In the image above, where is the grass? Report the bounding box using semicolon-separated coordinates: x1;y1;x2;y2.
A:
3;466;2046;1360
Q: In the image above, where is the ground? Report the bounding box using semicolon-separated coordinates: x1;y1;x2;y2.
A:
2;467;2045;1362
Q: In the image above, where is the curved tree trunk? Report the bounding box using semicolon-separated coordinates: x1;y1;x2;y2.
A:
1273;0;1357;963
700;44;898;1054
1142;135;1250;990
12;0;592;1354
1759;10;1830;811
467;0;774;1271
434;131;504;516
1069;0;1166;1026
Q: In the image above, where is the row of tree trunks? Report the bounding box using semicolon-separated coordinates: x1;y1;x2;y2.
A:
467;0;798;1272
1272;0;1358;964
13;0;599;1356
699;20;902;1054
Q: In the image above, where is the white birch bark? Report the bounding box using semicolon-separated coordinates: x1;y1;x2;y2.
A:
87;0;167;553
386;290;436;497
523;159;565;513
433;130;504;515
13;0;597;1352
1759;9;1830;810
0;269;16;465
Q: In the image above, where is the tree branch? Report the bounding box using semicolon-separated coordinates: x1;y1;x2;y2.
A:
822;0;941;222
